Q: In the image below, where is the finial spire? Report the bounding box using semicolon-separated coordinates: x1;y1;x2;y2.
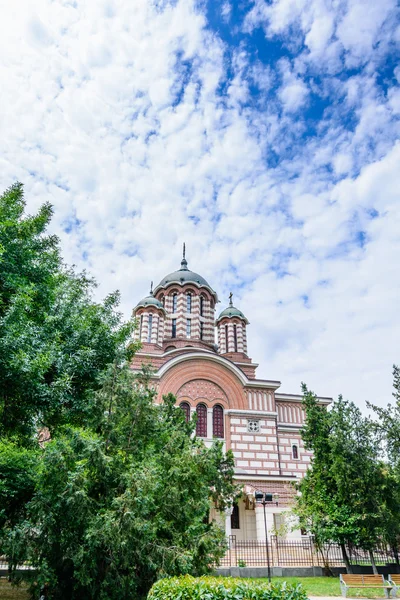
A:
150;281;153;295
180;242;188;270
229;292;233;306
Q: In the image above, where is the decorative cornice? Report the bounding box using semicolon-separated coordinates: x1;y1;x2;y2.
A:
226;409;278;417
275;393;331;404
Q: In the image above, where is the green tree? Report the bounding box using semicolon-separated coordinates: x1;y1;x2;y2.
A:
9;366;236;600
371;365;400;474
0;183;135;439
295;385;398;573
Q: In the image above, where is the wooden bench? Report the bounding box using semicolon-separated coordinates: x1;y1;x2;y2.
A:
388;575;400;597
340;574;393;598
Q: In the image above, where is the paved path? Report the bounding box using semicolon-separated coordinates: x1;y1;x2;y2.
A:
309;596;343;600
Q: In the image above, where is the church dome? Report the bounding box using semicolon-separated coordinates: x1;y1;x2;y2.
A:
216;296;249;324
153;246;218;299
134;285;165;312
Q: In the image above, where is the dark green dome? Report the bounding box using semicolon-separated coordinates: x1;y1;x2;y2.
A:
216;298;249;324
134;284;165;312
153;252;217;299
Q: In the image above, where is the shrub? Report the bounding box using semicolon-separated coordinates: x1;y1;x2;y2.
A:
148;575;308;600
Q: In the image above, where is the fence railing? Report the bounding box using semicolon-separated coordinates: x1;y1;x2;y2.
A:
218;536;400;569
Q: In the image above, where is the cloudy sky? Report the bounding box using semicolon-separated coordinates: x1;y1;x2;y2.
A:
1;0;399;408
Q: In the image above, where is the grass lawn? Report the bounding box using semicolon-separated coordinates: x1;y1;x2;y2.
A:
0;579;29;600
259;577;390;598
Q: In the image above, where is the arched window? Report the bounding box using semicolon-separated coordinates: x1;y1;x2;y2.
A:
171;318;177;338
200;321;204;340
180;402;190;423
147;314;153;343
187;293;192;313
213;405;224;438
196;403;207;438
292;444;299;459
160;295;165;307
165;345;176;351
139;314;143;339
200;296;204;316
225;325;229;352
233;324;238;352
172;293;177;313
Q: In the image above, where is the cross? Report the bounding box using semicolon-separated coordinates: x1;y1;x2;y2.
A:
229;292;233;306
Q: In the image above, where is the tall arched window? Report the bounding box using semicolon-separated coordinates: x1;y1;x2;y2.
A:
292;444;299;459
186;293;192;313
171;318;177;338
147;314;153;343
233;324;238;352
213;405;224;438
179;402;190;423
139;314;143;339
172;293;177;313
225;325;229;352
196;403;207;438
200;296;204;316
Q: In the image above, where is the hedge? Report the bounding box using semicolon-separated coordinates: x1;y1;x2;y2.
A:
148;576;308;600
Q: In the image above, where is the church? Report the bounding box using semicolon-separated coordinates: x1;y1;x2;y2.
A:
130;247;331;542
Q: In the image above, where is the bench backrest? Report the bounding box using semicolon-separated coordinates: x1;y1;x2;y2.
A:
390;575;400;585
341;575;385;585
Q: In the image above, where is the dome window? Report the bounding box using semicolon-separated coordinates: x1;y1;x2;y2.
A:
139;315;143;339
234;324;238;352
200;296;204;316
172;293;177;313
186;319;191;338
186;293;192;313
225;325;228;352
147;314;153;343
200;321;204;340
171;318;177;338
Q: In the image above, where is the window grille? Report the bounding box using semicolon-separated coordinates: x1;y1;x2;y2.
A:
180;402;190;423
213;405;224;438
247;420;260;433
196;403;207;437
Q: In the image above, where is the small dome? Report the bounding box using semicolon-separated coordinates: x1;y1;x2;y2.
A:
153;246;217;299
216;294;249;324
134;283;165;313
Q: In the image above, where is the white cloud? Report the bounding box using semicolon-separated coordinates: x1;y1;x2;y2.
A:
0;0;399;412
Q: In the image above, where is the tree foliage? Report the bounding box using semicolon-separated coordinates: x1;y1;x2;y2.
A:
0;183;135;439
295;384;400;573
9;366;236;600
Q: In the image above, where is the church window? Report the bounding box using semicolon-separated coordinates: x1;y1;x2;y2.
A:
213;405;224;438
234;324;238;352
225;325;228;352
196;403;207;437
147;314;153;343
200;321;204;340
186;319;191;338
180;402;190;423
292;444;299;460
200;296;204;316
187;293;192;313
139;315;143;339
247;420;260;433
160;295;165;307
172;293;177;313
231;504;240;529
171;318;177;338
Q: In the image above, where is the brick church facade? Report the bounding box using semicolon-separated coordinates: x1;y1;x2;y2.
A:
131;248;331;542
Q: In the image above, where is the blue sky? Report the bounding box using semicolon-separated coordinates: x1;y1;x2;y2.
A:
1;0;399;408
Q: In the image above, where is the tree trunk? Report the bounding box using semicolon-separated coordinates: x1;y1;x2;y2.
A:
341;543;353;574
369;549;378;574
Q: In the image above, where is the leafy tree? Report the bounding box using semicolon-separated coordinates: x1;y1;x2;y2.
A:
370;365;400;474
295;384;399;573
9;366;236;600
0;183;135;439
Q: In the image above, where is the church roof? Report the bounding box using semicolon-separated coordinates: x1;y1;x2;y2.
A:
153;245;218;299
216;295;249;324
134;284;165;312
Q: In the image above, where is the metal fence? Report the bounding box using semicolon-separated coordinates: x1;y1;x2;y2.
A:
219;536;400;569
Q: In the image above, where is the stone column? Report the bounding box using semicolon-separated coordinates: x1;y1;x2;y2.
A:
207;408;213;439
225;507;233;539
